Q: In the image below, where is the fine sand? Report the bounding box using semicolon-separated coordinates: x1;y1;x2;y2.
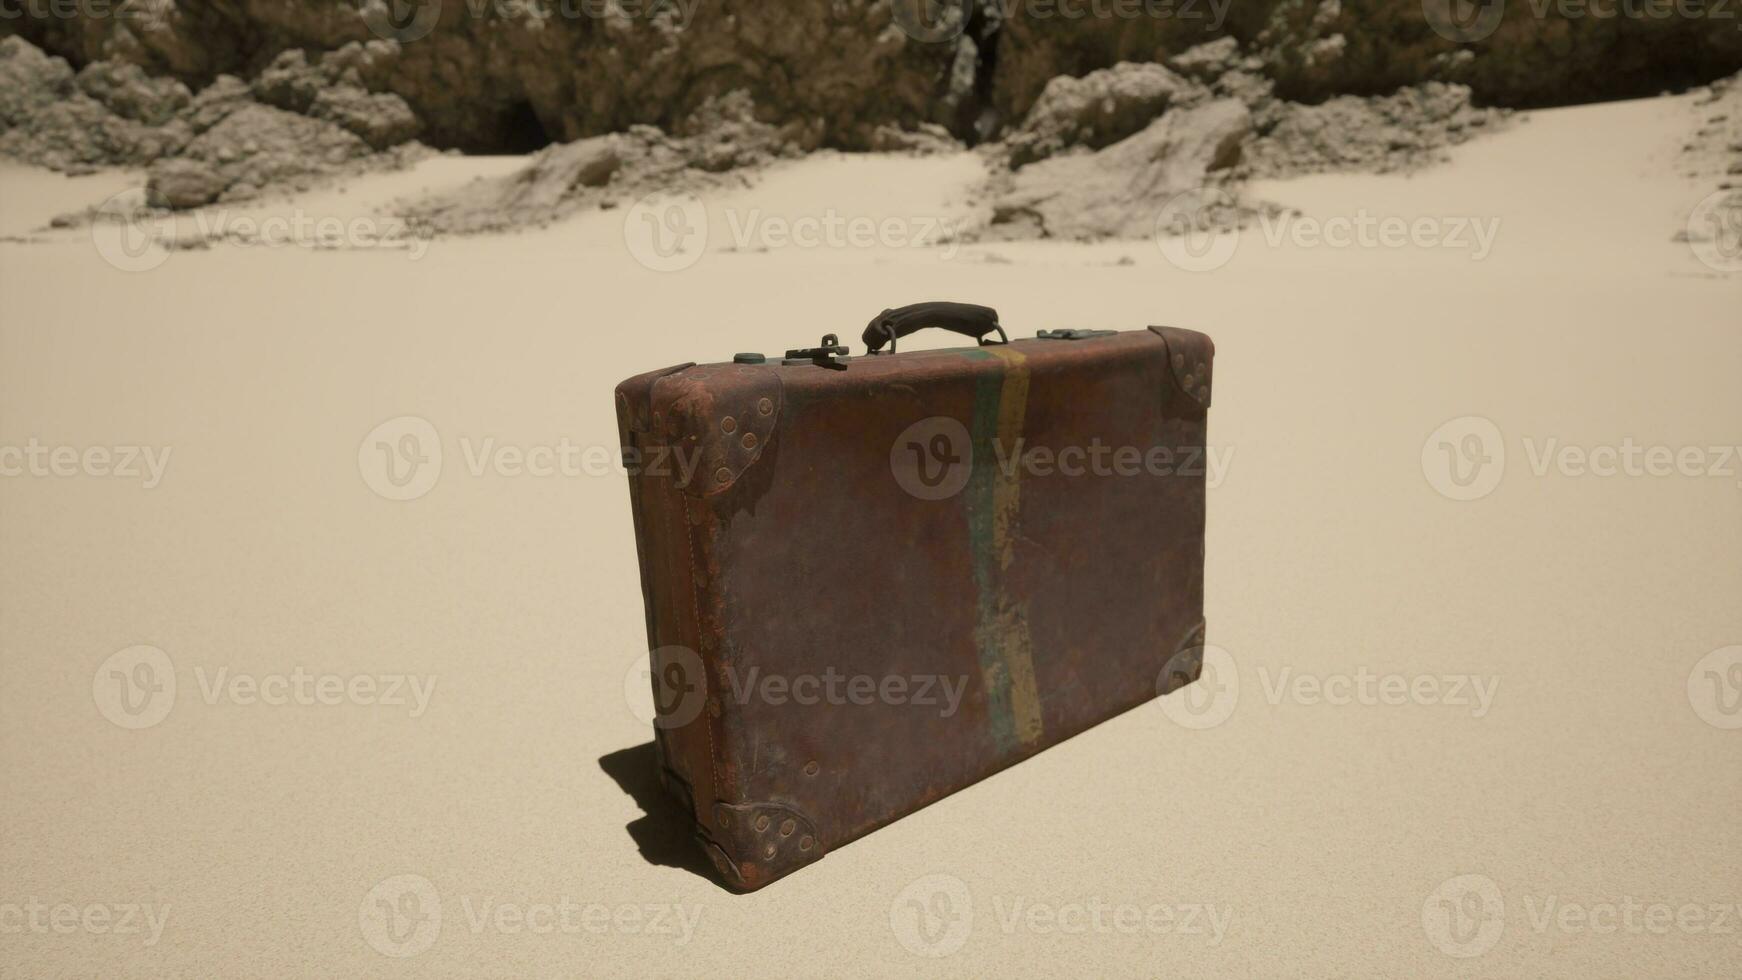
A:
1;91;1738;977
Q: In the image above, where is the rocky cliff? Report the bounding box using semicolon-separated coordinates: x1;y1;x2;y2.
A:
7;0;1741;154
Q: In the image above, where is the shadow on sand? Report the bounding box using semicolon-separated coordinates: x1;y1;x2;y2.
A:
596;741;717;885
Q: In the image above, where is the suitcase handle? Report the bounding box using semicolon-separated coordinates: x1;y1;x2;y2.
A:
863;302;1007;354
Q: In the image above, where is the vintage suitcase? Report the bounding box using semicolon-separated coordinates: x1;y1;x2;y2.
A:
615;302;1213;891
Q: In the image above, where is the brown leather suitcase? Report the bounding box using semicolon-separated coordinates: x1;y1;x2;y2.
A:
615;302;1214;891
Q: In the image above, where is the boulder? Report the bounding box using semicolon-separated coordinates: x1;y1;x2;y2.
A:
1005;62;1198;167
991;98;1251;240
145;158;226;208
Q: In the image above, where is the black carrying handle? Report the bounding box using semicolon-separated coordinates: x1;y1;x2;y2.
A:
863;302;1007;354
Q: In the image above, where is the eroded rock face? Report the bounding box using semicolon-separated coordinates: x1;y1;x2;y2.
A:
6;0;967;152
1240;81;1507;178
0;36;188;172
1;35;425;206
404;92;809;235
10;0;1738;155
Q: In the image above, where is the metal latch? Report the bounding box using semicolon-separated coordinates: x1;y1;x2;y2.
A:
783;334;849;370
1036;329;1116;340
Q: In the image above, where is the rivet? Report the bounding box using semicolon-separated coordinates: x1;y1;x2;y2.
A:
754;814;771;832
1197;386;1208;399
719;813;732;829
798;835;814;851
714;467;732;484
757;397;773;416
1172;353;1184;369
721;416;737;434
803;761;819;776
779;819;796;837
741;432;757;450
763;843;777;859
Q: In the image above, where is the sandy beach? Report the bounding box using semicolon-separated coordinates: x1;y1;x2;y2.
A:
1;86;1739;978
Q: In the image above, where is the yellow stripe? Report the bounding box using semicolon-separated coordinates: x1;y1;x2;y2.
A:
983;347;1043;746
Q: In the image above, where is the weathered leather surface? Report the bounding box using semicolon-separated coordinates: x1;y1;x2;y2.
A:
616;326;1212;891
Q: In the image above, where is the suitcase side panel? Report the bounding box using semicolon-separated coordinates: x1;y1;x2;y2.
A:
707;331;1211;887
